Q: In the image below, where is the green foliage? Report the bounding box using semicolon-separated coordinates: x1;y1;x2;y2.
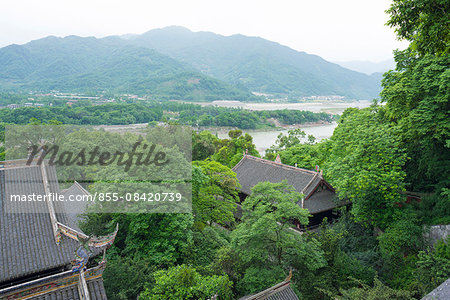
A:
416;238;450;296
386;0;449;56
258;109;334;125
337;276;412;300
378;214;423;258
0;103;162;125
270;128;306;150
185;226;230;269
299;218;377;299
381;54;450;192
230;181;325;296
0;122;5;160
192;161;239;226
326;107;407;228
211;130;259;167
102;255;156;300
192;131;220;161
414;189;450;225
237;266;286;296
266;139;332;171
139;265;233;300
0;99;333;130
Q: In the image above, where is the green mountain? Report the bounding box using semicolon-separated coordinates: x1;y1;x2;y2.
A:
0;27;382;100
0;35;254;101
126;26;382;99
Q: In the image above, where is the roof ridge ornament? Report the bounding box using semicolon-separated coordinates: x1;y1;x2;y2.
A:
285;268;293;282
275;154;282;164
71;223;119;273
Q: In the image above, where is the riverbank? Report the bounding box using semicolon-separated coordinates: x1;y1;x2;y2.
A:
194;120;334;136
181;100;372;114
90;121;337;155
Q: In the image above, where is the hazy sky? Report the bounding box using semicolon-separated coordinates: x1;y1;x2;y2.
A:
1;0;408;62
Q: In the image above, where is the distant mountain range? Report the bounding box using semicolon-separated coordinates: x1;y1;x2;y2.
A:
0;26;384;101
333;59;395;75
0;35;252;101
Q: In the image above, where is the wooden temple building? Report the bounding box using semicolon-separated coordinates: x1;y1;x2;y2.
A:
232;154;341;227
0;160;117;299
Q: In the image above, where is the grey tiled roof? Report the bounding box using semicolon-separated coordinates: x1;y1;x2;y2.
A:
0;166;80;284
240;281;299;300
232;155;337;214
233;155;318;197
60;182;91;232
422;278;450;300
266;285;299;300
303;189;337;214
31;278;107;300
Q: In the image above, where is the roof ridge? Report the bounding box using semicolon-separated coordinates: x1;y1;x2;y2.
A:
244;155;318;175
243;280;292;300
302;172;319;196
0;164;40;171
40;163;59;244
72;181;91;196
232;154;247;171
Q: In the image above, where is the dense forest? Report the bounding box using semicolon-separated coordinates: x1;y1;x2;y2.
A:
0;37;256;101
0;101;333;129
0;0;448;299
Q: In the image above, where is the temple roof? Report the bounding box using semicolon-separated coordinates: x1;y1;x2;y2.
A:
0;165;80;284
32;278;107;300
0;161;115;300
0;266;108;299
303;189;337;214
239;277;299;300
232;155;337;214
60;181;91;232
233;155;320;198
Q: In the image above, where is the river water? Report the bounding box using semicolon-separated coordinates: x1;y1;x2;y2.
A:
217;122;337;154
213;100;372;154
99;101;372;155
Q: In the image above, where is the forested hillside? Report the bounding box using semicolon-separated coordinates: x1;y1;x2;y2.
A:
0;101;332;129
0;27;382;100
127;26;381;99
0;36;254;100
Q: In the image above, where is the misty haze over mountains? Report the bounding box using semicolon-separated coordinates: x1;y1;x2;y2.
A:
0;26;383;100
333;58;395;75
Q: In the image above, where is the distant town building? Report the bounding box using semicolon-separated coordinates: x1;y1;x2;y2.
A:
6;104;20;109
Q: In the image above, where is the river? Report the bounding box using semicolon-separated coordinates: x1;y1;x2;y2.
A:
99;100;371;155
211;100;372;154
216;122;338;155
